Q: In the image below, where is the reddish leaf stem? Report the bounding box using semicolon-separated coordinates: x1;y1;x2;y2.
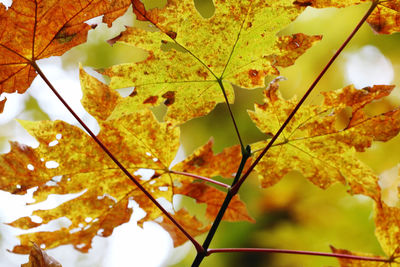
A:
207;248;389;263
170;170;230;189
30;61;204;254
231;0;380;195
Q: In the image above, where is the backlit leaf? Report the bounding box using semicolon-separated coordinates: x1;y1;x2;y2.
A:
293;0;400;34
0;67;251;253
22;243;62;267
0;0;131;110
249;80;400;200
104;0;321;124
330;246;387;266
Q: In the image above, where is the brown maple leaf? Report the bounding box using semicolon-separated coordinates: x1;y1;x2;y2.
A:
22;243;62;267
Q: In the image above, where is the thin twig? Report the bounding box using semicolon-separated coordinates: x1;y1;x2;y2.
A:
207;248;390;263
31;61;204;254
170;170;230;189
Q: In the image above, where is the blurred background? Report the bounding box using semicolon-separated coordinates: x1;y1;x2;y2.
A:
0;0;400;266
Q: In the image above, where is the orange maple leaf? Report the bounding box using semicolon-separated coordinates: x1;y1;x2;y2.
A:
0;0;131;111
22;243;62;267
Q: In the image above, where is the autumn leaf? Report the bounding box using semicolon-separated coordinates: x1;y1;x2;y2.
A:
248;80;400;201
293;0;400;34
0;67;251;253
329;199;400;266
330;246;388;266
172;139;254;223
0;0;131;111
103;0;322;124
22;243;62;267
157;209;210;247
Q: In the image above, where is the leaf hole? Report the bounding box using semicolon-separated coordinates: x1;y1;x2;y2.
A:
45;161;59;169
40;244;46;249
56;133;62;140
45;180;57;187
27;164;34;171
97;229;104;236
70;227;81;234
85;217;93;223
134;168;155;181
52;176;62;182
48;140;58;147
158;186;168;192
31;216;43;223
76;244;86;249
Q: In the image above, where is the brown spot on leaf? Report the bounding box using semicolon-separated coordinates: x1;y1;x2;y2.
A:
150;172;161;179
293;0;312;7
162;91;175;106
166;31;177;39
130;90;138;97
249;69;258;77
143;96;158;104
55;30;76;44
248;69;263;86
189;156;205;168
107;33;122;46
196;69;209;79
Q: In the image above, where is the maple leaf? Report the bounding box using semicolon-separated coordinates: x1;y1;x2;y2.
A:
330;246;387;266
172;139;254;223
0;0;131;111
248;80;400;201
103;0;322;124
0;67;251;253
22;243;62;267
293;0;400;34
329;200;400;266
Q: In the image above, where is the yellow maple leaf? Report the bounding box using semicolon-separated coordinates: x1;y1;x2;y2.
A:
103;0;322;124
248;80;400;201
0;67;252;253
